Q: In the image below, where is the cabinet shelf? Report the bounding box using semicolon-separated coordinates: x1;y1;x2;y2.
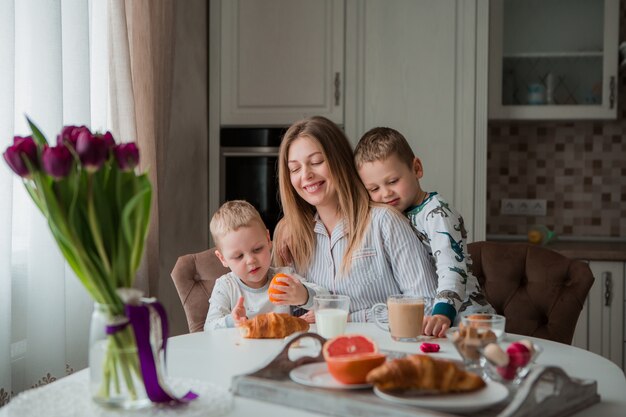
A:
489;0;619;120
504;51;603;59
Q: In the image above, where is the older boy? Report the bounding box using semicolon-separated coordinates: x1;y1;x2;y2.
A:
204;200;327;330
355;127;494;337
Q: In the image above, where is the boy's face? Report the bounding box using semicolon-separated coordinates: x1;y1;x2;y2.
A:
214;223;272;289
358;154;423;212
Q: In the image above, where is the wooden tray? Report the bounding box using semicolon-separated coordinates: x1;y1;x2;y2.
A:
231;332;599;417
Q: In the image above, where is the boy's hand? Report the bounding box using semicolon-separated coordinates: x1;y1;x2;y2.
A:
300;310;315;323
231;296;248;324
270;274;308;306
422;314;451;338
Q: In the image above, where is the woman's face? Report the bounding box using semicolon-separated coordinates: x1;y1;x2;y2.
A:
287;136;337;209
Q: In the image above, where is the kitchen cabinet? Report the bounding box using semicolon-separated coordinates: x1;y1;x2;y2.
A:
488;0;619;120
344;0;488;241
219;0;344;126
572;261;624;371
210;0;489;240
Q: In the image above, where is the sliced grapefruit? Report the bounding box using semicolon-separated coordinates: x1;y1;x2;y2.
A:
268;273;288;303
322;335;386;384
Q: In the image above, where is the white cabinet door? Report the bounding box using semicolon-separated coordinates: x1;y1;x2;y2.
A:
489;0;619;120
220;0;344;125
574;261;624;370
345;0;488;241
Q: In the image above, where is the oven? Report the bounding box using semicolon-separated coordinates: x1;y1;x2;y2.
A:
220;128;286;236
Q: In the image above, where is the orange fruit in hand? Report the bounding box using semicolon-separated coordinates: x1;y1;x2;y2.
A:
322;335;386;384
268;273;289;303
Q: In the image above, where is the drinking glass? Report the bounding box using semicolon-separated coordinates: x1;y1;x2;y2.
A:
461;314;506;341
313;295;350;339
371;295;430;342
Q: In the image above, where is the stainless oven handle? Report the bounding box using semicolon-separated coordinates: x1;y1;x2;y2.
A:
221;147;279;157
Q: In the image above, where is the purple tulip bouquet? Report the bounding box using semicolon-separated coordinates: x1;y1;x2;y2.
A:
4;120;150;301
3;119;194;408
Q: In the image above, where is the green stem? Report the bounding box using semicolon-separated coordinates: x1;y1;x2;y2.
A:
97;326;142;402
87;175;112;275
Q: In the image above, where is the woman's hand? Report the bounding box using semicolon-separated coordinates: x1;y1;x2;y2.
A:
422;314;451;338
231;296;248;325
270;274;309;306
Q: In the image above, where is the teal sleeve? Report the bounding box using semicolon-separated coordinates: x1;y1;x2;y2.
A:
432;302;456;324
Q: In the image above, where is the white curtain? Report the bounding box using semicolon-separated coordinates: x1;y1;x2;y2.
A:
0;0;109;405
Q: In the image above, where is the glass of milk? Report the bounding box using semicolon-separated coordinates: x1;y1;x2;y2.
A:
313;295;350;339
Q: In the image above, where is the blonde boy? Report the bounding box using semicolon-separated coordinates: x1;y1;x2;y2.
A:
355;128;494;336
204;200;326;330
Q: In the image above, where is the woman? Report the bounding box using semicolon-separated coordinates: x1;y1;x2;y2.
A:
274;116;439;324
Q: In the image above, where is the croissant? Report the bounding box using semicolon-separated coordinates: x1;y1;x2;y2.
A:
366;354;485;393
239;312;309;339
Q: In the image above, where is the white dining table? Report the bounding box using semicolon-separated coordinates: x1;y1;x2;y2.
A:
2;323;625;417
164;323;626;417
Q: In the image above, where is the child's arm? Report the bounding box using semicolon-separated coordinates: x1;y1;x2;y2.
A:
269;272;328;308
421;204;469;329
204;278;241;331
295;273;330;309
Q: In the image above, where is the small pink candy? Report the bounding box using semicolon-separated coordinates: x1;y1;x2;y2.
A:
420;343;440;353
507;342;531;368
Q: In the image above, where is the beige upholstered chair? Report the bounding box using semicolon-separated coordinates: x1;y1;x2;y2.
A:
170;248;230;333
467;241;594;345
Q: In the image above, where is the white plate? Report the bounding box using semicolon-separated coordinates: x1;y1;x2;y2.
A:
373;379;508;413
289;362;372;390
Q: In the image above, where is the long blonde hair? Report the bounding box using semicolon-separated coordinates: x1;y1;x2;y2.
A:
275;116;371;275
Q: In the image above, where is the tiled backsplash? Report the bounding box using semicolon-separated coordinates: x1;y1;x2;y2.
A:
486;1;626;239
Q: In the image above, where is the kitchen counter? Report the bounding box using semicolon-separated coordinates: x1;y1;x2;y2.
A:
542;241;626;261
486;238;626;262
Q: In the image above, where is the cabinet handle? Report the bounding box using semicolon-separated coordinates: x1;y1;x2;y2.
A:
603;272;612;307
334;72;341;106
609;76;616;109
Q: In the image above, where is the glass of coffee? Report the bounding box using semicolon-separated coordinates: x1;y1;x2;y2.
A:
371;295;428;342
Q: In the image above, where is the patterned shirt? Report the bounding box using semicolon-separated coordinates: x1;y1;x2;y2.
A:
405;192;494;324
204;266;328;330
305;206;438;322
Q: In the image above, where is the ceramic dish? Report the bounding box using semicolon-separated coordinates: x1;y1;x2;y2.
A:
373;379;508;412
289;362;371;390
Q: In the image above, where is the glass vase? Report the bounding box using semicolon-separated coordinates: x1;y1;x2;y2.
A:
89;302;151;409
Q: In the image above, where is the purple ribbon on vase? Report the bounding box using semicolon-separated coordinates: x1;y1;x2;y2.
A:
106;299;198;404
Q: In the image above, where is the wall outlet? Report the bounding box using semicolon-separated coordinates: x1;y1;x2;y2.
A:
501;199;547;216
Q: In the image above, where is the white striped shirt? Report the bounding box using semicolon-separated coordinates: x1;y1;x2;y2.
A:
306;206;438;322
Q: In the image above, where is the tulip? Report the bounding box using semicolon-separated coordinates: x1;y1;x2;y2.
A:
113;143;140;171
42;145;73;179
101;131;116;149
57;125;89;148
3;136;38;177
76;129;109;172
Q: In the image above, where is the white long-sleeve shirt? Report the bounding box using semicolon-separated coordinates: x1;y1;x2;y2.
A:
204;266;328;331
405;192;494;323
304;206;439;322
